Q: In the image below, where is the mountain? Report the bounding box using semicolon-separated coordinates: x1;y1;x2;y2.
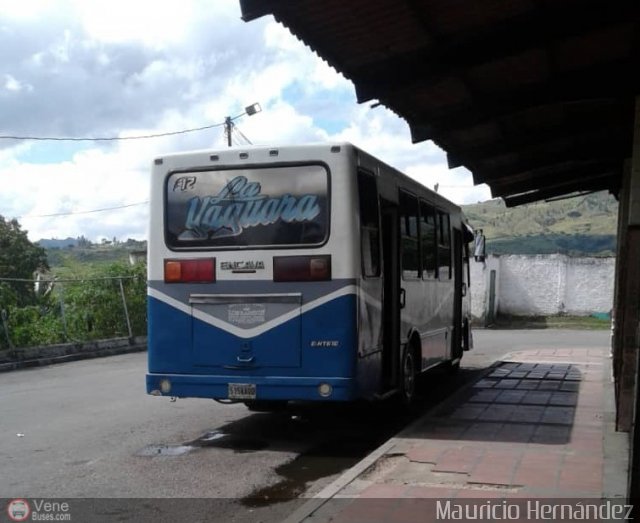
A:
42;238;147;269
462;191;618;256
37;237;80;249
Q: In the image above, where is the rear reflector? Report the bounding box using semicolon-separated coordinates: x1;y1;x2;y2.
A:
164;258;215;283
273;255;331;282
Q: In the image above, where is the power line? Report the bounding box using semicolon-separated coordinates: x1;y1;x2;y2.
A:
0;123;225;142
18;201;148;219
233;124;253;145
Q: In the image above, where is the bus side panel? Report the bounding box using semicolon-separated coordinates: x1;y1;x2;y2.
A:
301;293;358;380
401;279;453;370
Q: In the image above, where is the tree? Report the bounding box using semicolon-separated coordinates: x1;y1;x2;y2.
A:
0;216;48;306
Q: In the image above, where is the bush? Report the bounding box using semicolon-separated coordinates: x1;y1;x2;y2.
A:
0;262;147;350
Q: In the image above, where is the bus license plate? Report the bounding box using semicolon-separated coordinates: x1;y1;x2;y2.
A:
228;383;256;400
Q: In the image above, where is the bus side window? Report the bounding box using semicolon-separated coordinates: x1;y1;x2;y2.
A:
420;201;437;279
438;212;451;279
400;191;420;279
358;171;381;277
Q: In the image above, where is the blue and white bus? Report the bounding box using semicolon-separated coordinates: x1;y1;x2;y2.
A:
146;143;473;408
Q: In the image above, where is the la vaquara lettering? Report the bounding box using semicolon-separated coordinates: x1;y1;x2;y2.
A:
180;175;321;239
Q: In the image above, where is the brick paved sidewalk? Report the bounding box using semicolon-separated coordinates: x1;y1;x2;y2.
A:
285;347;628;523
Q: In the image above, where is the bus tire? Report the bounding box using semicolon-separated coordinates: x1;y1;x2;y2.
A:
447;360;461;374
462;318;471;352
400;346;417;406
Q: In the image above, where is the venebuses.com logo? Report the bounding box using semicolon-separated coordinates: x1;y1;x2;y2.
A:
6;499;71;521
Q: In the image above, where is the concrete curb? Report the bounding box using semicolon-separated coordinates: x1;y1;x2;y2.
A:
282;439;398;523
0;339;147;372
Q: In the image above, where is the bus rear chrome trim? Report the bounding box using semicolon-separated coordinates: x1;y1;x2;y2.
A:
189;293;302;303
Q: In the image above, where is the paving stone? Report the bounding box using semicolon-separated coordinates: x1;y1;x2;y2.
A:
483;404;517;421
549;392;578;406
496;423;536;443
462;422;505;441
541;406;575;424
509;405;546;423
468;389;501;403
448;405;487;420
475;379;499;388
496;390;527;404
405;447;444;464
494;379;521;389
516;380;540;390
433;447;483;474
538;380;562;391
531;425;571;444
469;451;520;486
521;391;552;405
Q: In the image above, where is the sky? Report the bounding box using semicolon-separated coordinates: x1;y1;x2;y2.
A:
0;0;491;242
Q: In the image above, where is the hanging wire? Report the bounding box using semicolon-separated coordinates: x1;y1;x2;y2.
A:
0;122;226;142
233;125;253;145
16;201;149;219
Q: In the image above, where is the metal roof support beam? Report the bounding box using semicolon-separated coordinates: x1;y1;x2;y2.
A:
410;63;639;138
352;1;639;103
490;166;616;199
503;176;613;207
473;147;626;185
447;121;625;170
239;0;290;21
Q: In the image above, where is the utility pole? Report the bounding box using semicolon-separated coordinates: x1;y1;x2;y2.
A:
224;116;233;147
223;103;261;147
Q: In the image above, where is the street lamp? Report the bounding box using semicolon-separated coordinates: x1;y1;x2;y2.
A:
224;103;262;147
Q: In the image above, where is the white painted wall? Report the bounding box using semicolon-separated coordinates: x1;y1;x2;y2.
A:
470;254;615;321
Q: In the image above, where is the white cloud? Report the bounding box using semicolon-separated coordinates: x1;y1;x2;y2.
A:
0;1;490;242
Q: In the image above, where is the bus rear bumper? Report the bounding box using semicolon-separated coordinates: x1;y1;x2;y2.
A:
146;373;358;402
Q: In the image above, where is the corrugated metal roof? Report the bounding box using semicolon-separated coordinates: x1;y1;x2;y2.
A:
240;0;640;205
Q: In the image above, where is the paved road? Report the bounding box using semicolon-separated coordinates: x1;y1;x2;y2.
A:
0;329;610;521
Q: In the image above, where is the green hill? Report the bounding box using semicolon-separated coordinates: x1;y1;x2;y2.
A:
462;191;618;256
44;238;147;274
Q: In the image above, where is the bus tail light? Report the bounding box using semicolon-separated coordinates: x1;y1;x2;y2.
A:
164;258;215;283
273;255;331;282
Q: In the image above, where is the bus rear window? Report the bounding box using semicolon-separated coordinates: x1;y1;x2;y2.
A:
165;164;329;249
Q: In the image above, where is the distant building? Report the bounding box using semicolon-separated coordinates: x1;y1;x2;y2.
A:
33;268;54;296
129;250;147;265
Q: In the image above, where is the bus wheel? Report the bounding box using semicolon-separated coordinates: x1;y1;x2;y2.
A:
400;347;416;405
462;319;471;351
447;359;461;374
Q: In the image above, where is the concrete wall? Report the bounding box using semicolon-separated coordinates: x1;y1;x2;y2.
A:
471;254;615;321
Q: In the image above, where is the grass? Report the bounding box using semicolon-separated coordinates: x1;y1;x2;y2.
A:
492;314;611;330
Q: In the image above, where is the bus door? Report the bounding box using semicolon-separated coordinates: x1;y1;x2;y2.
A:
452;228;464;362
381;200;401;390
